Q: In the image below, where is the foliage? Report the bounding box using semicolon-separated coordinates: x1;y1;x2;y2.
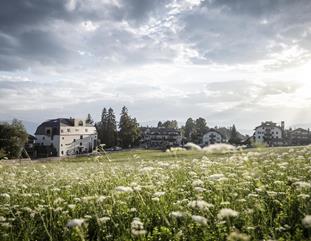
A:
0;147;311;240
86;113;94;125
184;117;208;143
96;108;117;148
0;119;28;159
118;106;140;148
228;124;242;145
158;120;178;129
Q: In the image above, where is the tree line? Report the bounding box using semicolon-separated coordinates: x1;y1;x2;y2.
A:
95;106;140;148
182;117;244;145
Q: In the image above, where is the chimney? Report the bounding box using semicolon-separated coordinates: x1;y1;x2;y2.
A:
281;121;285;130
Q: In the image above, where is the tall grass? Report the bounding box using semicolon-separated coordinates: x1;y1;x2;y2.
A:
0;147;311;240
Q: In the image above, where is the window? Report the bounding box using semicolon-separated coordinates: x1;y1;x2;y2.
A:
80;142;82;146
61;144;63;147
258;136;261;139
80;135;83;139
61;151;64;155
78;121;83;126
61;129;64;133
85;129;88;132
73;139;76;142
42;137;45;140
46;129;51;135
67;128;70;132
62;137;64;140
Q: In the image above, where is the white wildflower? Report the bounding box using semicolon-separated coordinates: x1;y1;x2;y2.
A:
293;181;311;189
169;211;185;219
302;215;311;228
68;204;76;209
153;191;165;197
98;217;110;223
191;215;207;225
0;193;10;199
192;179;204;187
115;186;133;193
66;219;84;228
188;200;214;210
208;174;225;181
227;231;250;241
217;208;239;219
131;218;146;237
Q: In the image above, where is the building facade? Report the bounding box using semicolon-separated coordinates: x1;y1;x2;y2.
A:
35;118;97;157
140;127;182;149
202;129;225;145
253;121;284;146
288;128;311;145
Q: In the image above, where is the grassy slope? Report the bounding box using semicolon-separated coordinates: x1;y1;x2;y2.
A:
0;146;310;240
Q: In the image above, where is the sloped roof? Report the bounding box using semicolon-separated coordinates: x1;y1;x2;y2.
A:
35;118;94;135
203;128;225;139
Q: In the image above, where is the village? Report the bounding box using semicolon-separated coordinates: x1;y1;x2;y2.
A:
21;117;311;158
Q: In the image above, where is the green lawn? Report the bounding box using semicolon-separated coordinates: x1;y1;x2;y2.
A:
0;146;311;240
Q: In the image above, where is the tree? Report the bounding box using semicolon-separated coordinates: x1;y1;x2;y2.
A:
118;106;140;148
96;108;108;145
160;120;178;129
86;113;94;124
184;118;195;141
228;124;241;145
106;108;117;147
0;119;28;159
195;117;207;137
157;121;163;128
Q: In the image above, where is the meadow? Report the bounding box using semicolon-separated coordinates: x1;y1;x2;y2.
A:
0;146;311;240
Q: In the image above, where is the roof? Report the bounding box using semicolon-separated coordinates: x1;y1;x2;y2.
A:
254;121;282;130
291;128;309;133
35;118;94;135
203;128;225;139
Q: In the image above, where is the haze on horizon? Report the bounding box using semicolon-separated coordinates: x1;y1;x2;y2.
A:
1;0;311;135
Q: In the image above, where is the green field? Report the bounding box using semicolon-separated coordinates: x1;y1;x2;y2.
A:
0;147;311;240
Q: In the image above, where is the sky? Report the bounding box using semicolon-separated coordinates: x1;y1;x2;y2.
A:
1;0;311;134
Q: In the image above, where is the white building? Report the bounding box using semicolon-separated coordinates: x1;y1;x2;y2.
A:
35;118;97;156
253;121;284;146
202;129;225;145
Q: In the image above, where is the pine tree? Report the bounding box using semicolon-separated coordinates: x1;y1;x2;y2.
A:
86;113;94;124
98;108;108;145
185;118;195;141
106;108;117;147
229;124;241;145
118;106;140;148
194;117;207;143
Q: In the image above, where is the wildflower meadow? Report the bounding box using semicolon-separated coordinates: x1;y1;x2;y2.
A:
0;146;311;240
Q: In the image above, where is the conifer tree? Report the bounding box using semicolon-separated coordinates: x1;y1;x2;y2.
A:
106;108;117;147
86;113;94;124
118;106;140;148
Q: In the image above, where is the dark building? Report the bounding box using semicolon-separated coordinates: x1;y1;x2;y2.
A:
140;127;182;149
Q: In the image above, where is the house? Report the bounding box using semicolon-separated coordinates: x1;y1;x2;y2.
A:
34;118;97;157
202;129;226;145
288;128;311;145
253;121;285;146
140;127;182;149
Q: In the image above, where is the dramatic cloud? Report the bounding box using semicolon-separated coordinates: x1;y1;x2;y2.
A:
1;0;311;133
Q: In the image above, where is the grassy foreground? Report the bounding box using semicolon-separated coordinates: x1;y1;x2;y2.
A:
0;147;311;240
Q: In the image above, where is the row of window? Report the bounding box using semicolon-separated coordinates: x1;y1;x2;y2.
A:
257;131;279;135
61;128;88;133
257;136;279;139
